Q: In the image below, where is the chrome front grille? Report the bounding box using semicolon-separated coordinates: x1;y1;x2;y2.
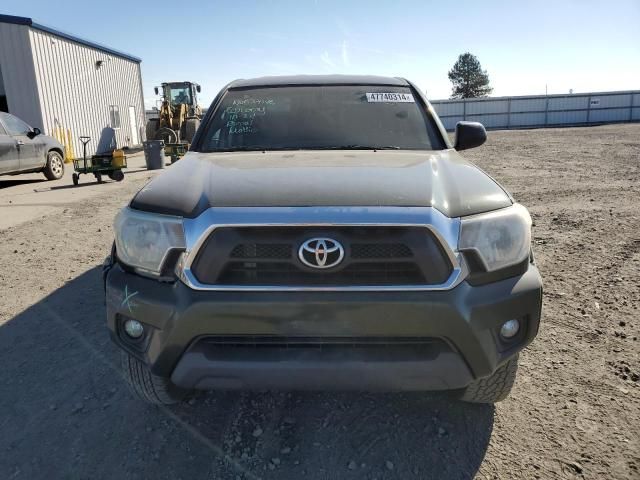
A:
189;226;453;287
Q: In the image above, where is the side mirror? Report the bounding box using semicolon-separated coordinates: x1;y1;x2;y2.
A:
454;121;487;151
27;127;41;139
154;87;159;95
196;85;201;93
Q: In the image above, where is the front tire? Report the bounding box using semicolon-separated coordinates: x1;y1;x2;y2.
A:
43;151;65;180
120;351;188;405
460;355;519;403
184;118;200;144
155;127;178;144
108;170;124;182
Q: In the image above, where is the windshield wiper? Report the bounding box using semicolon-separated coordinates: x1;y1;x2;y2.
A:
209;146;271;152
208;145;402;152
305;145;401;150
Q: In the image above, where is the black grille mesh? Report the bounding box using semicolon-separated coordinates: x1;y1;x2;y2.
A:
230;244;291;259
351;243;412;259
218;261;425;286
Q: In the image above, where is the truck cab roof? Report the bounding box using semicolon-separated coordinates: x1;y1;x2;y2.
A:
228;75;409;89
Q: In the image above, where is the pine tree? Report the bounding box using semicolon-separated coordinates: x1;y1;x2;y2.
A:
448;53;493;99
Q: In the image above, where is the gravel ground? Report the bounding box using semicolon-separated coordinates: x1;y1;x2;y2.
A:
0;124;638;479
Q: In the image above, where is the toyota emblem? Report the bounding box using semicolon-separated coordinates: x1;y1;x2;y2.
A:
298;238;344;269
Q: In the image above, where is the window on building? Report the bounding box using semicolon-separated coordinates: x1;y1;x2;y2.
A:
109;105;121;129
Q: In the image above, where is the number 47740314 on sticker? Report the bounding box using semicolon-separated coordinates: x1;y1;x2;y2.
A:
366;92;414;102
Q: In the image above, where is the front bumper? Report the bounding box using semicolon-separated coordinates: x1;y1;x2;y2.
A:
106;263;542;391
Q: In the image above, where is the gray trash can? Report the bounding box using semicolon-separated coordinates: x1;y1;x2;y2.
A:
143;140;165;170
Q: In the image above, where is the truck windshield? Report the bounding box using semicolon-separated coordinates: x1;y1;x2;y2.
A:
200;85;445;151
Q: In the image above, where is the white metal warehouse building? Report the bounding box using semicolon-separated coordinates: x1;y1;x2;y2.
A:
0;14;144;157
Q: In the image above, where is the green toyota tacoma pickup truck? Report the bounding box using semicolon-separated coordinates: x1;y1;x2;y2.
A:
104;75;542;405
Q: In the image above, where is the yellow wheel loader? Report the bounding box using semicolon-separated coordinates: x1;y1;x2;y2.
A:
146;82;202;158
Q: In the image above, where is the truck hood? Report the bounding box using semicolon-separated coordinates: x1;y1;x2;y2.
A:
130;150;512;218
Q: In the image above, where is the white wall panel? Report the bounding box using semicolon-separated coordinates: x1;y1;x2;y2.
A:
432;101;464;116
466;100;508;115
467;114;508;128
29;28;145;157
510;112;546;126
590;94;631;109
510;98;546;112
590;108;631;122
547;110;588;124
548;95;588;111
431;91;639;130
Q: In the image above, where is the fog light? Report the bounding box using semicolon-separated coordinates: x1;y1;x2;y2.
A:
500;319;520;339
123;319;144;339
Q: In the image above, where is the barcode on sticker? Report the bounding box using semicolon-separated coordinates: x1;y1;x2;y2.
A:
366;92;414;103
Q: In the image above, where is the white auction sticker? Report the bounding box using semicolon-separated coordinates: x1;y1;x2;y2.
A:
366;92;414;103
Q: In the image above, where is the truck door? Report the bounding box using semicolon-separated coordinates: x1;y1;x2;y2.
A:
0;112;40;170
0;118;19;174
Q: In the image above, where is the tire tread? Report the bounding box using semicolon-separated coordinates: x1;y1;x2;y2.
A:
43;151;64;180
461;355;519;403
120;351;186;405
184;118;199;144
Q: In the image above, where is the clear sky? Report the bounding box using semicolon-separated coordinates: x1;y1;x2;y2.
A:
3;0;639;107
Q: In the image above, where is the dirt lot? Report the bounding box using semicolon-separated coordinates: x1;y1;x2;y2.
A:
0;124;638;479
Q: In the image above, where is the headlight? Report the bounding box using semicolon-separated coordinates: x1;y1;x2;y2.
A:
458;203;531;272
114;207;186;276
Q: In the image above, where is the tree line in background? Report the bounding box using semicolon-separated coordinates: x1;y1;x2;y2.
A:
448;52;493;99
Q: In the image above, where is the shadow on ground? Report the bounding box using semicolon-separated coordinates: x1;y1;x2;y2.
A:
0;267;494;479
32;169;152;192
48;179;121;191
0;178;46;190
